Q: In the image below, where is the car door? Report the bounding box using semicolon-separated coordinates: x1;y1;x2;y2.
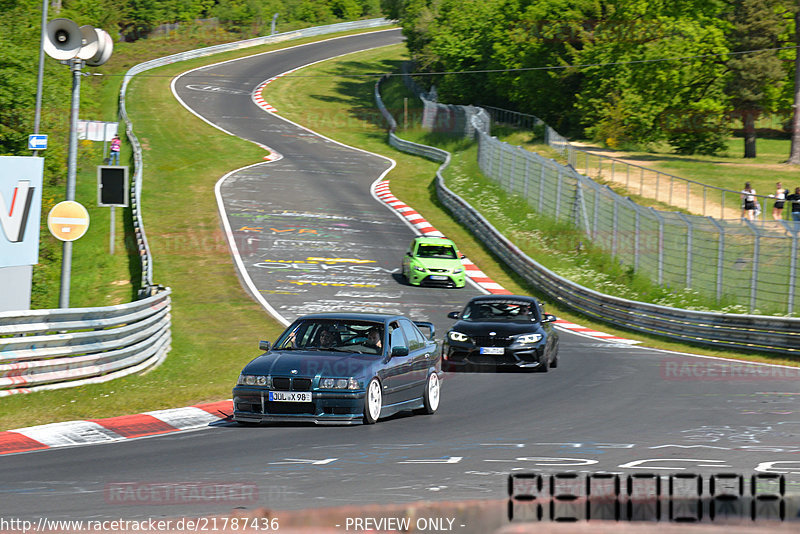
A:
402;241;415;279
379;321;416;405
399;318;431;395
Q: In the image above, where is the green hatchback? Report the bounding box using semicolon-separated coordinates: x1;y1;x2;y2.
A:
401;236;466;288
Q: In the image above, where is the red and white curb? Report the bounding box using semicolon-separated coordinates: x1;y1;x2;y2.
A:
252;67;302;115
373;180;640;344
0;400;232;456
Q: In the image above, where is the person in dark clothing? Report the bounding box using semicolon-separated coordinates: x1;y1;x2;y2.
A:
786;187;800;231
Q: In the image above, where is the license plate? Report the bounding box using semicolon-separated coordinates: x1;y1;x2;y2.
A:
480;347;505;355
269;391;312;402
430;275;448;280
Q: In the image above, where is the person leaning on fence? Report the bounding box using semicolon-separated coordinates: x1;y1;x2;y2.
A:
786;187;800;231
109;134;121;165
740;182;756;221
769;182;789;221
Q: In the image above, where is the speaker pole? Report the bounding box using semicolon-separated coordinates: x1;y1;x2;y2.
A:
58;57;83;308
32;0;49;156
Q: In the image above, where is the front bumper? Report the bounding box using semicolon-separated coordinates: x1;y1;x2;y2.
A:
232;387;366;425
443;344;546;368
408;270;466;288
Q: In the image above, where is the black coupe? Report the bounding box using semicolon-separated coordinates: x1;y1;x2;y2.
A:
443;295;559;371
233;313;442;424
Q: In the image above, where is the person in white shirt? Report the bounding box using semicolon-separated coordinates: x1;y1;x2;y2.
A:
741;182;756;221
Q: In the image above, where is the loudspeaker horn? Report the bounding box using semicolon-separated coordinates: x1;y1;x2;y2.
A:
86;28;113;67
76;25;99;60
43;18;81;60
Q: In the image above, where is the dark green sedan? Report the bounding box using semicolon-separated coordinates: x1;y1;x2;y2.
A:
233;313;441;425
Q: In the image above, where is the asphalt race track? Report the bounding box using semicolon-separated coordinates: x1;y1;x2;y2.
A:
1;29;799;524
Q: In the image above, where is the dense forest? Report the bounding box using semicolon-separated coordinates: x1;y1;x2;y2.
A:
383;0;800;157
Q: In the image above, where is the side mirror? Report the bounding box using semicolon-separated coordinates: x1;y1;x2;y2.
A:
542;314;557;323
447;311;460;319
459;253;465;259
391;346;409;357
258;340;271;351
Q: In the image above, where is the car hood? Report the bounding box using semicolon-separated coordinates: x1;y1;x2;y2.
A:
451;320;542;337
415;257;462;270
242;350;376;378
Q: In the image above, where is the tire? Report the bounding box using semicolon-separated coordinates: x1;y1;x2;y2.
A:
420;372;441;415
363;377;382;424
538;354;549;373
550;352;558;369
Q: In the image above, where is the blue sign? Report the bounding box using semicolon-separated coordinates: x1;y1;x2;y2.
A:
28;134;48;150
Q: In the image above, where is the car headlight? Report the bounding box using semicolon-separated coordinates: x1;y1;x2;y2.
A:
238;374;269;386
448;331;470;342
452;268;463;274
320;377;359;389
413;265;426;272
516;333;543;344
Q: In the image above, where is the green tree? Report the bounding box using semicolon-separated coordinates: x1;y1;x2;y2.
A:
724;0;788;158
574;1;730;153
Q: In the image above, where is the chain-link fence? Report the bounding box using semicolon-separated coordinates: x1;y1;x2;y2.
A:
484;106;782;221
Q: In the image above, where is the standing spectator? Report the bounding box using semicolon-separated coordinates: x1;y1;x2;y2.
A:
769;181;789;220
109;134;121;165
740;182;756;221
786;187;800;231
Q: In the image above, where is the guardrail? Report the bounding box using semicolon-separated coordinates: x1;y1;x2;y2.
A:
0;290;172;396
375;76;800;355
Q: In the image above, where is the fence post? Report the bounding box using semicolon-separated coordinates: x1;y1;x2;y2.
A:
650;208;665;285
677;212;693;288
745;220;760;313
555;167;563;220
790;226;798;314
539;165;546;213
708;217;725;303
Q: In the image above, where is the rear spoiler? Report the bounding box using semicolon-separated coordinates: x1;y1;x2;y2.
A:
414;321;435;340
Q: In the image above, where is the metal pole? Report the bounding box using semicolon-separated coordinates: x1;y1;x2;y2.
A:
271;13;279;35
110;206;115;254
32;0;49;155
59;58;82;309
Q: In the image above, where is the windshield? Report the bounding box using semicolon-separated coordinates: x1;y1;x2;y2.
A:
461;300;539;322
417;243;457;259
274;320;385;355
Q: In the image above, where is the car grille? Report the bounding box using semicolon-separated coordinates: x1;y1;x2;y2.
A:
265;402;315;415
472;336;513;347
272;377;312;391
428;268;449;273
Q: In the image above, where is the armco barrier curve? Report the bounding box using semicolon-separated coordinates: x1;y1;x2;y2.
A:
0;20;394;396
375;75;800;355
0;290;171;396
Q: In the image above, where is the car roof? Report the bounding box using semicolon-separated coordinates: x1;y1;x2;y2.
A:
465;294;540;305
413;236;457;246
290;312;405;324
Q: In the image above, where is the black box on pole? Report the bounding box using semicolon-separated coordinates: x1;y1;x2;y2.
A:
97;165;129;207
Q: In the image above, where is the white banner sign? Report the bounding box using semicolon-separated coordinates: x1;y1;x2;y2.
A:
77;120;118;142
0;156;43;268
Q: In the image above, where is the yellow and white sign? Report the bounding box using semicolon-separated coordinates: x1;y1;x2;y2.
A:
48;201;90;241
